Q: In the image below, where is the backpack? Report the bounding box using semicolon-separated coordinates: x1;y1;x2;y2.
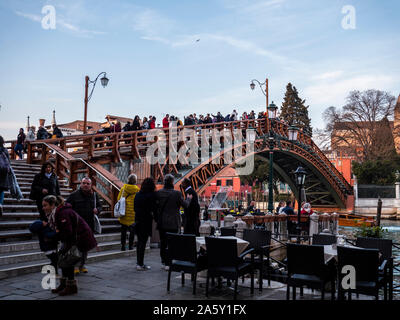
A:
0;149;10;174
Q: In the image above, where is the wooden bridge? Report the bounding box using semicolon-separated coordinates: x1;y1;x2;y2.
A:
6;118;354;213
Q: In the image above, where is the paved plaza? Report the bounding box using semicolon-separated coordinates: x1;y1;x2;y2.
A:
0;248;387;301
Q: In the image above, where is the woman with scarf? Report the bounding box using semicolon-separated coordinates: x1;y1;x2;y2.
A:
30;162;60;221
42;195;97;296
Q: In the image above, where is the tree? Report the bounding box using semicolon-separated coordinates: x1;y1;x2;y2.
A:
237;156;280;194
323;89;396;162
280;83;313;136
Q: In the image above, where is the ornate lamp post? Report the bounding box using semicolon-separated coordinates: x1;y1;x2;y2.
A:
266;101;278;213
294;166;307;243
250;78;269;112
83;72;109;134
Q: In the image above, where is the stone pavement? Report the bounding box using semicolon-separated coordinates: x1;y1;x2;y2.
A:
0;248;385;300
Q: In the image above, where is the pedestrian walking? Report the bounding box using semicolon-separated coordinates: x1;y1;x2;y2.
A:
14;128;26;160
37;125;50;140
181;178;200;236
117;174;140;251
134;177;157;271
43;195;97;296
66;177;101;274
0;136;11;216
30;162;60;221
51;124;63;139
155;174;191;270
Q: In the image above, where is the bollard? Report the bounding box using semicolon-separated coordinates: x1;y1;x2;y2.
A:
233;218;247;239
265;213;274;233
199;221;212;237
278;213;288;241
242;213;255;230
331;212;339;235
309;212;319;237
321;213;330;231
224;214;235;228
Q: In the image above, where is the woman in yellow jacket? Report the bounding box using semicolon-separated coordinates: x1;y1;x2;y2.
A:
117;174;140;251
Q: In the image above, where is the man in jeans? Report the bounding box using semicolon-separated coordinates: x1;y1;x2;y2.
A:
155;174;192;270
66;177;101;274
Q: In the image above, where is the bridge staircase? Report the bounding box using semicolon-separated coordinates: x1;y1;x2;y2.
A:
0;160;138;280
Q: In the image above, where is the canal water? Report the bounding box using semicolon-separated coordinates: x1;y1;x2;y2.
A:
340;220;400;298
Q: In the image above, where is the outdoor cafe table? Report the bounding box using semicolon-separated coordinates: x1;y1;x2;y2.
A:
322;244;377;263
196;236;250;256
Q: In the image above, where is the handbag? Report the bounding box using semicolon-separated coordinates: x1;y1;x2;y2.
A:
114;189;127;218
93;192;102;234
58;213;82;268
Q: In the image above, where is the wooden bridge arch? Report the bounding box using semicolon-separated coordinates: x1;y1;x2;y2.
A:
6;117;353;212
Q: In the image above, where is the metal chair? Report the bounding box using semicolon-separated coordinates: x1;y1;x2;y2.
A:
243;229;272;291
312;234;337;245
220;227;236;237
337;245;386;300
166;233;207;295
286;243;336;300
205;236;255;300
356;237;393;300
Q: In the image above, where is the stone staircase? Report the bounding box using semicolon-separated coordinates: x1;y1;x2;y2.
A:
0;160;139;280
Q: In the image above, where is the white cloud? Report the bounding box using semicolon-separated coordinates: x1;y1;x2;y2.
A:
15;11;41;23
14;10;106;37
312;71;344;80
304;74;395;106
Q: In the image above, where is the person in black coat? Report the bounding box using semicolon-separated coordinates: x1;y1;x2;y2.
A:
134;177;156;270
181;178;200;236
66;177;101;274
30;162;60;221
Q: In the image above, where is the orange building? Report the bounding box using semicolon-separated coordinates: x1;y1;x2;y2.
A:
200;167;241;199
324;150;355;186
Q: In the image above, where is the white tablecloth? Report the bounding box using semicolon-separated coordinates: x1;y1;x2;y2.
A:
196;236;249;256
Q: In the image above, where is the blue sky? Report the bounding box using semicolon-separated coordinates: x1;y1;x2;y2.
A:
0;0;399;140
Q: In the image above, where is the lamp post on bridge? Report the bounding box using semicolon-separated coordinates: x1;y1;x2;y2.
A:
250;78;269;112
83;72;109;134
294;165;307;243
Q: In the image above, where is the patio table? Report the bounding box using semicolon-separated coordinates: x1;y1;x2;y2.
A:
196;236;249;256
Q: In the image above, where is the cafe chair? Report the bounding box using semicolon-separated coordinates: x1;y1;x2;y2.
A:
205;237;255;300
337;246;386;300
166;233;207;295
312;234;337;245
355;237;393;300
220;227;236;237
286;243;336;300
243;229;272;291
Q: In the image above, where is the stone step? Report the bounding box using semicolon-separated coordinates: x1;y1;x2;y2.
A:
0;241;124;266
1;204;38;213
0;233;121;254
0;230;33;241
0;247;146;280
0;221;34;231
3;191;71;199
2;198;36;205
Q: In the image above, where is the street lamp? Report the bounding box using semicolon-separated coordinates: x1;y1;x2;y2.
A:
250;78;269;111
267;101;278;119
83;72;109;134
294;166;307;242
288;125;299;141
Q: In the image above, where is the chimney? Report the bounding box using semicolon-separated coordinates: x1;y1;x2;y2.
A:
52;109;56;126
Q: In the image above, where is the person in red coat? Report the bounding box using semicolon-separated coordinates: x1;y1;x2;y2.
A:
300;202;313;216
162;114;169;128
149;116;156;129
42;195;97;296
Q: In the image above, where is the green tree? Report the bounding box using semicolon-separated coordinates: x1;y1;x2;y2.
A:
280;83;312;136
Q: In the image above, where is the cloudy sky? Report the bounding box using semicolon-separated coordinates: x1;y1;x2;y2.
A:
0;0;399;140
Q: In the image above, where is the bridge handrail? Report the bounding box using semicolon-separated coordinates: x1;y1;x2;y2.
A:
41;142;122;191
